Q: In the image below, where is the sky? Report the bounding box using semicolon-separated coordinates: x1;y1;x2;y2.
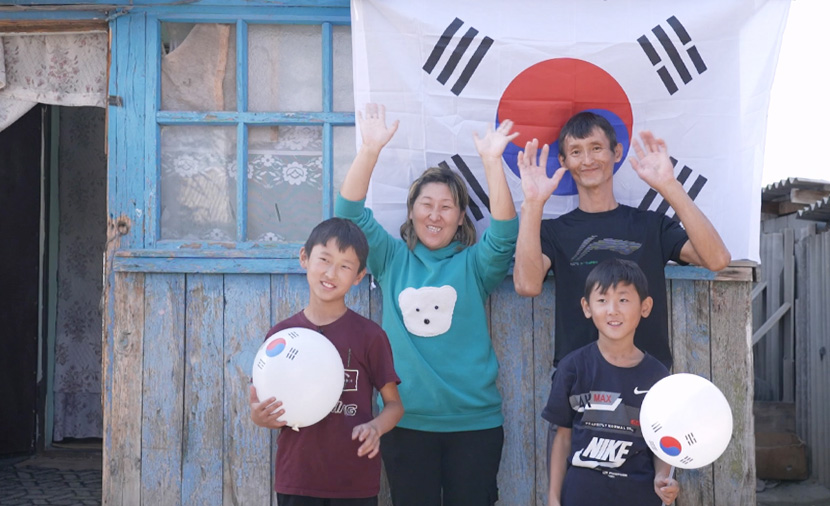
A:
762;0;830;186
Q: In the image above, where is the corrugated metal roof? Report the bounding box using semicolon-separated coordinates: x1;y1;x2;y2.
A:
761;177;830;219
798;196;830;223
762;177;830;201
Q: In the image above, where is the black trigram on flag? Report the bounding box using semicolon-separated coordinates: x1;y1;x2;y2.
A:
438;155;489;221
423;17;493;96
684;432;698;446
286;347;299;360
638;157;707;220
679;455;694;465
637;15;707;95
650;421;663;433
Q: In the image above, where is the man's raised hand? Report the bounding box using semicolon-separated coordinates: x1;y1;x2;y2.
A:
629;131;678;193
518;138;567;204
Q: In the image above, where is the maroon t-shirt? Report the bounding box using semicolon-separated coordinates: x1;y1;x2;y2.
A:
265;309;399;498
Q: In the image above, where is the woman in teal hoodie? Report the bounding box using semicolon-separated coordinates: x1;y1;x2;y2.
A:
336;103;519;506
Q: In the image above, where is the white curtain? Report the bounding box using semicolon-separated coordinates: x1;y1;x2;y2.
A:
160;23;328;243
0;32;107;132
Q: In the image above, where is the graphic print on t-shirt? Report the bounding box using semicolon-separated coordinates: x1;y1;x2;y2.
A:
397;285;458;337
570;390;623;412
572;436;635;469
570;235;642;265
570;389;643;436
569;389;643;472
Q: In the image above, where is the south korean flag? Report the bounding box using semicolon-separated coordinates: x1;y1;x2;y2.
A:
351;0;790;262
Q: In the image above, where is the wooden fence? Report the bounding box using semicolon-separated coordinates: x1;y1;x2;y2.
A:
755;219;830;488
103;266;755;505
799;229;830;488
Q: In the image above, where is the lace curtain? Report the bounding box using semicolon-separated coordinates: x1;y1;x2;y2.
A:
0;32;107;131
160;23;353;243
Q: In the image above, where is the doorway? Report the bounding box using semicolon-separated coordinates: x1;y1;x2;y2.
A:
0;104;106;456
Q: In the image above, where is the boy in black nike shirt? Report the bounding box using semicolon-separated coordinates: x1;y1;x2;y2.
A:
542;258;679;506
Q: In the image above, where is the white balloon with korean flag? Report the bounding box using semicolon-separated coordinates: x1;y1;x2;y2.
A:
639;373;733;469
251;327;344;431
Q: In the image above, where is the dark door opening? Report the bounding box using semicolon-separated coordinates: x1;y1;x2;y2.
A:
0;105;48;456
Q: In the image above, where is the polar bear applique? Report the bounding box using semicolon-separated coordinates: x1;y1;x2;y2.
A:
397;285;458;337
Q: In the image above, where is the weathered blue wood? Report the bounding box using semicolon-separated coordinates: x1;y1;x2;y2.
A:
125;12;148;249
367;276;383;325
136;5;351;19
491;280;536;505
103;14;148;506
223;275;272;506
236;20;249;242
0;9;109;19
156;110;356;125
116;246;300;257
322;22;333;113
532;279;555;506
270;274;307;331
670;279;714;506
102;17;123;506
322;21;335;218
711;281;756;506
6;0;349;6
182;274;224;506
104;273;145;506
107;12;147;248
344;274;371;318
238;122;249;242
141;274;186;505
113;256;306;274
145;16;162;247
236;19;248;113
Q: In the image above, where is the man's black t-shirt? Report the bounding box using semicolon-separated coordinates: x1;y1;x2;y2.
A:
540;204;688;368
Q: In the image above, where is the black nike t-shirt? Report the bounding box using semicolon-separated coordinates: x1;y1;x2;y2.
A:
540;205;688;368
543;342;669;506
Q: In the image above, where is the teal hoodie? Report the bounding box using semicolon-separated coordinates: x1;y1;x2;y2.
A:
336;194;518;432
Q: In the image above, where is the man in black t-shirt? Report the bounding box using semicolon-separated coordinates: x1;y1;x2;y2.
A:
513;112;730;369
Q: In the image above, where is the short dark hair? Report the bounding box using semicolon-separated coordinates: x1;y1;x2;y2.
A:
558;111;618;158
584;258;649;301
304;217;369;273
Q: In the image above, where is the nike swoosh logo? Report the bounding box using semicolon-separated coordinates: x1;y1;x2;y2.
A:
633;387;648;395
572;451;625;469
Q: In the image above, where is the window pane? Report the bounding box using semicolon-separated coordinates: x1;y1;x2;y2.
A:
248;25;322;112
333;126;356;202
161;23;236;112
160;125;237;241
247;126;323;242
333;25;354;112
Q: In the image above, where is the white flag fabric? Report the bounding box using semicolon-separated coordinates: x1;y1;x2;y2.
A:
351;0;791;263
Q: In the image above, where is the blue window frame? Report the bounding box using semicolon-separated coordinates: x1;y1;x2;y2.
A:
111;3;354;274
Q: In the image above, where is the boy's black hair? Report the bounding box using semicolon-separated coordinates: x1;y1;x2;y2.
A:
583;258;649;301
303;217;369;273
558;111;618;158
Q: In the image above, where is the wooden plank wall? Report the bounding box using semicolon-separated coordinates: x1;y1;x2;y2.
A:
801;231;830;488
104;270;755;505
754;231;796;402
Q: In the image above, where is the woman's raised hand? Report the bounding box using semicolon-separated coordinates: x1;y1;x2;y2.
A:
358;103;399;151
473;119;520;163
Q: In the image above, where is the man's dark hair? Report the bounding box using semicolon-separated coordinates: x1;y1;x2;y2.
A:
558;111;618;158
583;258;649;301
304;217;369;273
